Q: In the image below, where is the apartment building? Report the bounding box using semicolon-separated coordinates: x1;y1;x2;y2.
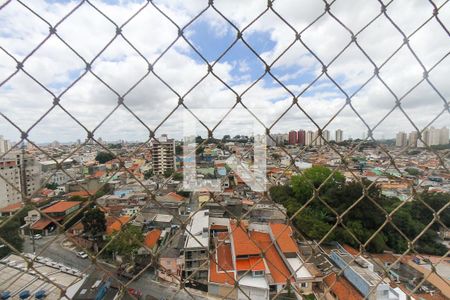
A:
183;210;210;284
152;134;175;175
0;151;41;208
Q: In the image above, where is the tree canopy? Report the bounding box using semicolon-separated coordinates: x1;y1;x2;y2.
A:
82;207;106;241
270;166;448;255
95;151;115;164
105;225;143;260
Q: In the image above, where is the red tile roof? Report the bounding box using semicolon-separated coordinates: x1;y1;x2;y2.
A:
31;218;54;230
236;257;265;271
231;222;261;256
42;201;81;213
343;244;359;256
210;258;236;285
217;242;234;271
251;231;293;284
0;202;23;213
166;192;185;201
210;242;236;285
144;229;162;248
66;190;92;197
324;273;363;300
270;223;298;254
106;215;130;235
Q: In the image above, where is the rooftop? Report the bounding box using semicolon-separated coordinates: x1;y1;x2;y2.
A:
144;229;162;248
42;201;81;213
230;221;260;256
269;223;299;254
184;210;209;249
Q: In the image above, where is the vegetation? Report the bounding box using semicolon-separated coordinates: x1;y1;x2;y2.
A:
104;225;143;261
82;207;106;241
404;167;421;176
175;145;183;155
95;151;115;164
45;182;58;190
270;166;448;255
144;169;153;179
0;205;33;258
163;168;174;178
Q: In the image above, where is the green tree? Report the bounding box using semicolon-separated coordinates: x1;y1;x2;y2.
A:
45;182;58;190
82;207;106;241
144;169;153;180
0;218;23;258
105;225;143;260
163;168;174;178
175;145;183;155
404;167;420;176
291;166;344;201
0;206;32;258
95;151;115;164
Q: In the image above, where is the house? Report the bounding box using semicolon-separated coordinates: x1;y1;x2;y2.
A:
158;233;184;284
323;273;364;300
41;201;82;220
0;202;23;217
106;215;130;235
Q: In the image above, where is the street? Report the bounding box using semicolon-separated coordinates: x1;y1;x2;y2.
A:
22;234;209;300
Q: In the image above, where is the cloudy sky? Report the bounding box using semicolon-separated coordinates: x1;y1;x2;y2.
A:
0;0;448;144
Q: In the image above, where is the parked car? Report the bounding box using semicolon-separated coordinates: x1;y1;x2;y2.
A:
76;251;88;259
30;234;42;240
128;288;142;298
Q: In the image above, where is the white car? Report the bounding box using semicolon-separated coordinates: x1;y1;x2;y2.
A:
76;251;88;259
30;234;42;240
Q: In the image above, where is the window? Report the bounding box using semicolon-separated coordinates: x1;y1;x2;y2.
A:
253;270;264;277
300;282;308;288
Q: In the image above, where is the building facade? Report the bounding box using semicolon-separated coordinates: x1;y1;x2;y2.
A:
152;134;176;175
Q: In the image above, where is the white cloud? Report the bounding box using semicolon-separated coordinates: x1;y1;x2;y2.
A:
0;0;448;144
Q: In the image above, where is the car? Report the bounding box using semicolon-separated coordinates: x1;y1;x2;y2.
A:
76;251;88;259
30;234;42;240
128;288;142;298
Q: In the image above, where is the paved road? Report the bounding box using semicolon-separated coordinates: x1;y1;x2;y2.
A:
22;234;209;300
22;234;91;271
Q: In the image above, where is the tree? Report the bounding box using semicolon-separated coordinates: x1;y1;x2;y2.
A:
144;169;153;180
270;166;449;256
0;218;23;258
405;167;420;176
291;166;344;201
45;182;58;190
163;168;174;178
105;225;143;261
82;207;106;241
95;151;115;164
173;172;183;181
175;145;183;155
0;206;32;258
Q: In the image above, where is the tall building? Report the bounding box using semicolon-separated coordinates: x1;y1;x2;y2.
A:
0;136;11;154
0;151;41;208
396;132;407;147
322;130;330;143
408;131;418;148
305;131;314;146
417;128;430;148
418;127;449;147
288;131;297;145
439;127;449;145
297;130;305;146
151;134;175;175
335;129;343;143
